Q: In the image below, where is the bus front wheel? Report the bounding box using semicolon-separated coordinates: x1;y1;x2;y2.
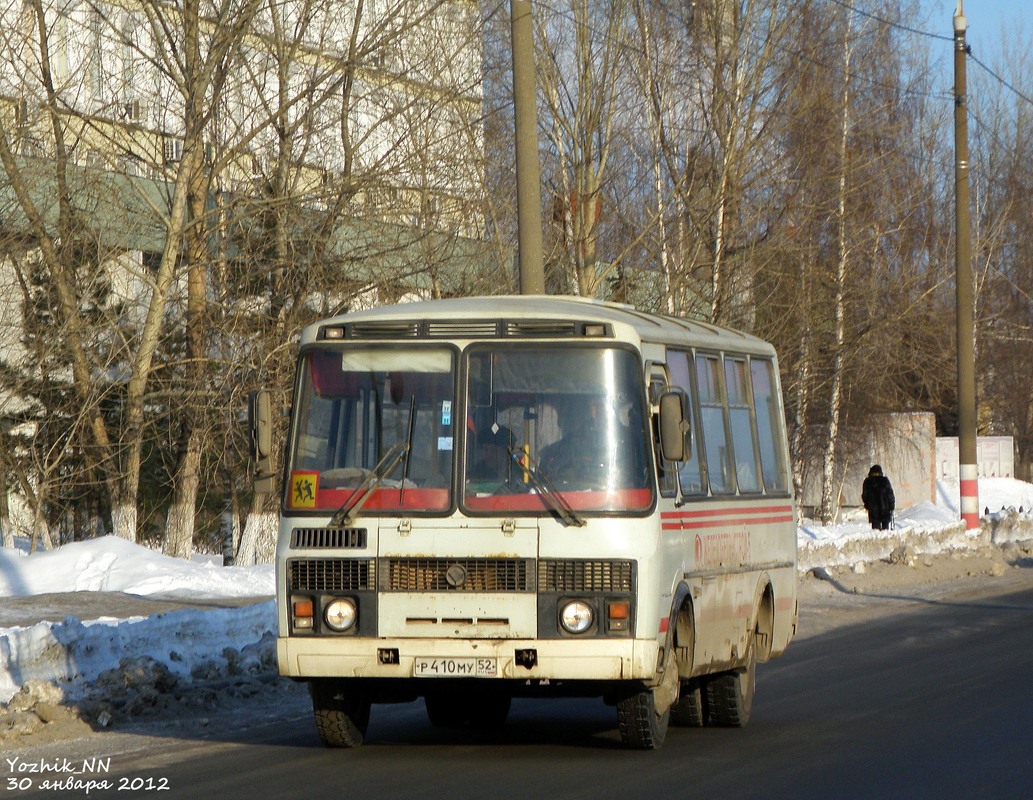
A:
616;683;670;750
310;679;371;747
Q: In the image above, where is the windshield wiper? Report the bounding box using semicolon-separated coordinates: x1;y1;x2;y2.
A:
329;441;410;527
509;448;586;528
398;397;417;505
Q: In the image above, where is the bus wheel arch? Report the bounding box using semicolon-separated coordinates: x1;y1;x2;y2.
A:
672;592;697;678
753;579;775;664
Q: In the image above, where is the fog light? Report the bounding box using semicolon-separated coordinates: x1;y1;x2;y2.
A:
559;600;594;634
324;598;357;632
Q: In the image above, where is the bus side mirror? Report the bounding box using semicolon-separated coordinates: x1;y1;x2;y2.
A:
658;389;691;462
248;390;276;494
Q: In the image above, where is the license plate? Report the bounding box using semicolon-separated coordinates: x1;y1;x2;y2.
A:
413;657;497;678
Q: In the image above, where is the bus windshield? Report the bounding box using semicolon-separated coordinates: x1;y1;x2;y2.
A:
464;345;653;514
287;346;456;514
285;343;653;517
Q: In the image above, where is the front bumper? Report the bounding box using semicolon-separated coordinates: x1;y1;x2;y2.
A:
278;636;659;682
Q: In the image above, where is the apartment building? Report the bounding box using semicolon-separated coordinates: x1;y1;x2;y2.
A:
0;0;486;235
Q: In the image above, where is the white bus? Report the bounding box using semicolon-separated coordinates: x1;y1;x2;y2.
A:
250;295;797;750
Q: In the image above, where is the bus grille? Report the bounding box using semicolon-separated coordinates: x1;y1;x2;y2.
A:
426;321;500;338
290;527;367;549
539;559;634;593
503;320;578;337
348;321;419;338
380;558;535;592
288;559;375;592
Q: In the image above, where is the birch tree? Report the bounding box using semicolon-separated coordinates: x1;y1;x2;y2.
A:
535;0;631;297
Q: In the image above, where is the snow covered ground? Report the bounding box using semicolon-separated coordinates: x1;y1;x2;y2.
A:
1;477;1032;740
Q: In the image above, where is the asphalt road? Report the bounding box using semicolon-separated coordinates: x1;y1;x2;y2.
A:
14;579;1033;800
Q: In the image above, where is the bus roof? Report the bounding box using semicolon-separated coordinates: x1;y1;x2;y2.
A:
301;295;776;356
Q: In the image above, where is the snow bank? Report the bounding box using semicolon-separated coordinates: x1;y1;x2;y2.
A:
0;602;275;705
0;535;274;598
936;476;1033;515
797;479;1033;570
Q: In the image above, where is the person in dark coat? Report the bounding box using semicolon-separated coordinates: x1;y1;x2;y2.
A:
862;464;895;530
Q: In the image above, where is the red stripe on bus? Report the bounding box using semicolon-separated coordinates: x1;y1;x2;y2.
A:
661;504;793;520
675;514;794;530
661;511;794;531
658;617;669;634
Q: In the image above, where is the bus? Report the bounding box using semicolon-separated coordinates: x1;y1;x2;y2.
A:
249;295;797;750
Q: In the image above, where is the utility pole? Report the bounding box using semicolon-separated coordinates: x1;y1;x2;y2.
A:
954;2;979;531
510;0;545;294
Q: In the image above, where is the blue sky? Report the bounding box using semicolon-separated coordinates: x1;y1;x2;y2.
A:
920;0;1030;64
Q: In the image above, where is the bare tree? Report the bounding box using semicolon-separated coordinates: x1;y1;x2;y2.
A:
969;32;1033;480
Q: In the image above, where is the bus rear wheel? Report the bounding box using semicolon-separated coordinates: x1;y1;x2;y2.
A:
706;633;756;727
670;678;706;727
310;679;371;747
616;683;670;750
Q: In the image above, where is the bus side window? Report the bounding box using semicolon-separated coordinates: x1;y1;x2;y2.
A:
667;352;704;495
725;357;762;494
750;358;789;493
696;354;733;494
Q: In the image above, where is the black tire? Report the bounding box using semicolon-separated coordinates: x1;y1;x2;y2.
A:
310;679;371;747
616;684;670;750
706;635;756;727
670;678;706;727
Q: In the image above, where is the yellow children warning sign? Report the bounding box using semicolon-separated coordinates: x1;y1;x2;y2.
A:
290;471;318;508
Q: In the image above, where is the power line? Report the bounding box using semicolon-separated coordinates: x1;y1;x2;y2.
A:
968;52;1033;108
825;0;1033;108
824;0;954;42
528;0;1030;111
531;0;949;103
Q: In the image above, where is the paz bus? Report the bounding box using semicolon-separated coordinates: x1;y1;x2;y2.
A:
249;295;798;750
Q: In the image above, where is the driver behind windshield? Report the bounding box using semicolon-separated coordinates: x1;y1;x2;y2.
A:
540;393;628;486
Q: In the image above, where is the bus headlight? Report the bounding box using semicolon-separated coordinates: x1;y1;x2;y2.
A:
559;600;594;634
324;598;358;632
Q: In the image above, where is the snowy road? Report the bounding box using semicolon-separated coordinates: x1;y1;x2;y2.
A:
9;572;1033;799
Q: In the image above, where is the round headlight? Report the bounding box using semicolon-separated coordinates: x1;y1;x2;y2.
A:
324;598;357;632
559;600;594;634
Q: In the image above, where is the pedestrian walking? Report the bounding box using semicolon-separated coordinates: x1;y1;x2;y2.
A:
862;464;895;530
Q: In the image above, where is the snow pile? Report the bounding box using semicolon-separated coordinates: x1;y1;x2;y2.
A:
0;538;278;738
0;602;275;705
2;477;1033;741
0;535;273;598
797;477;1033;570
936;476;1033;515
